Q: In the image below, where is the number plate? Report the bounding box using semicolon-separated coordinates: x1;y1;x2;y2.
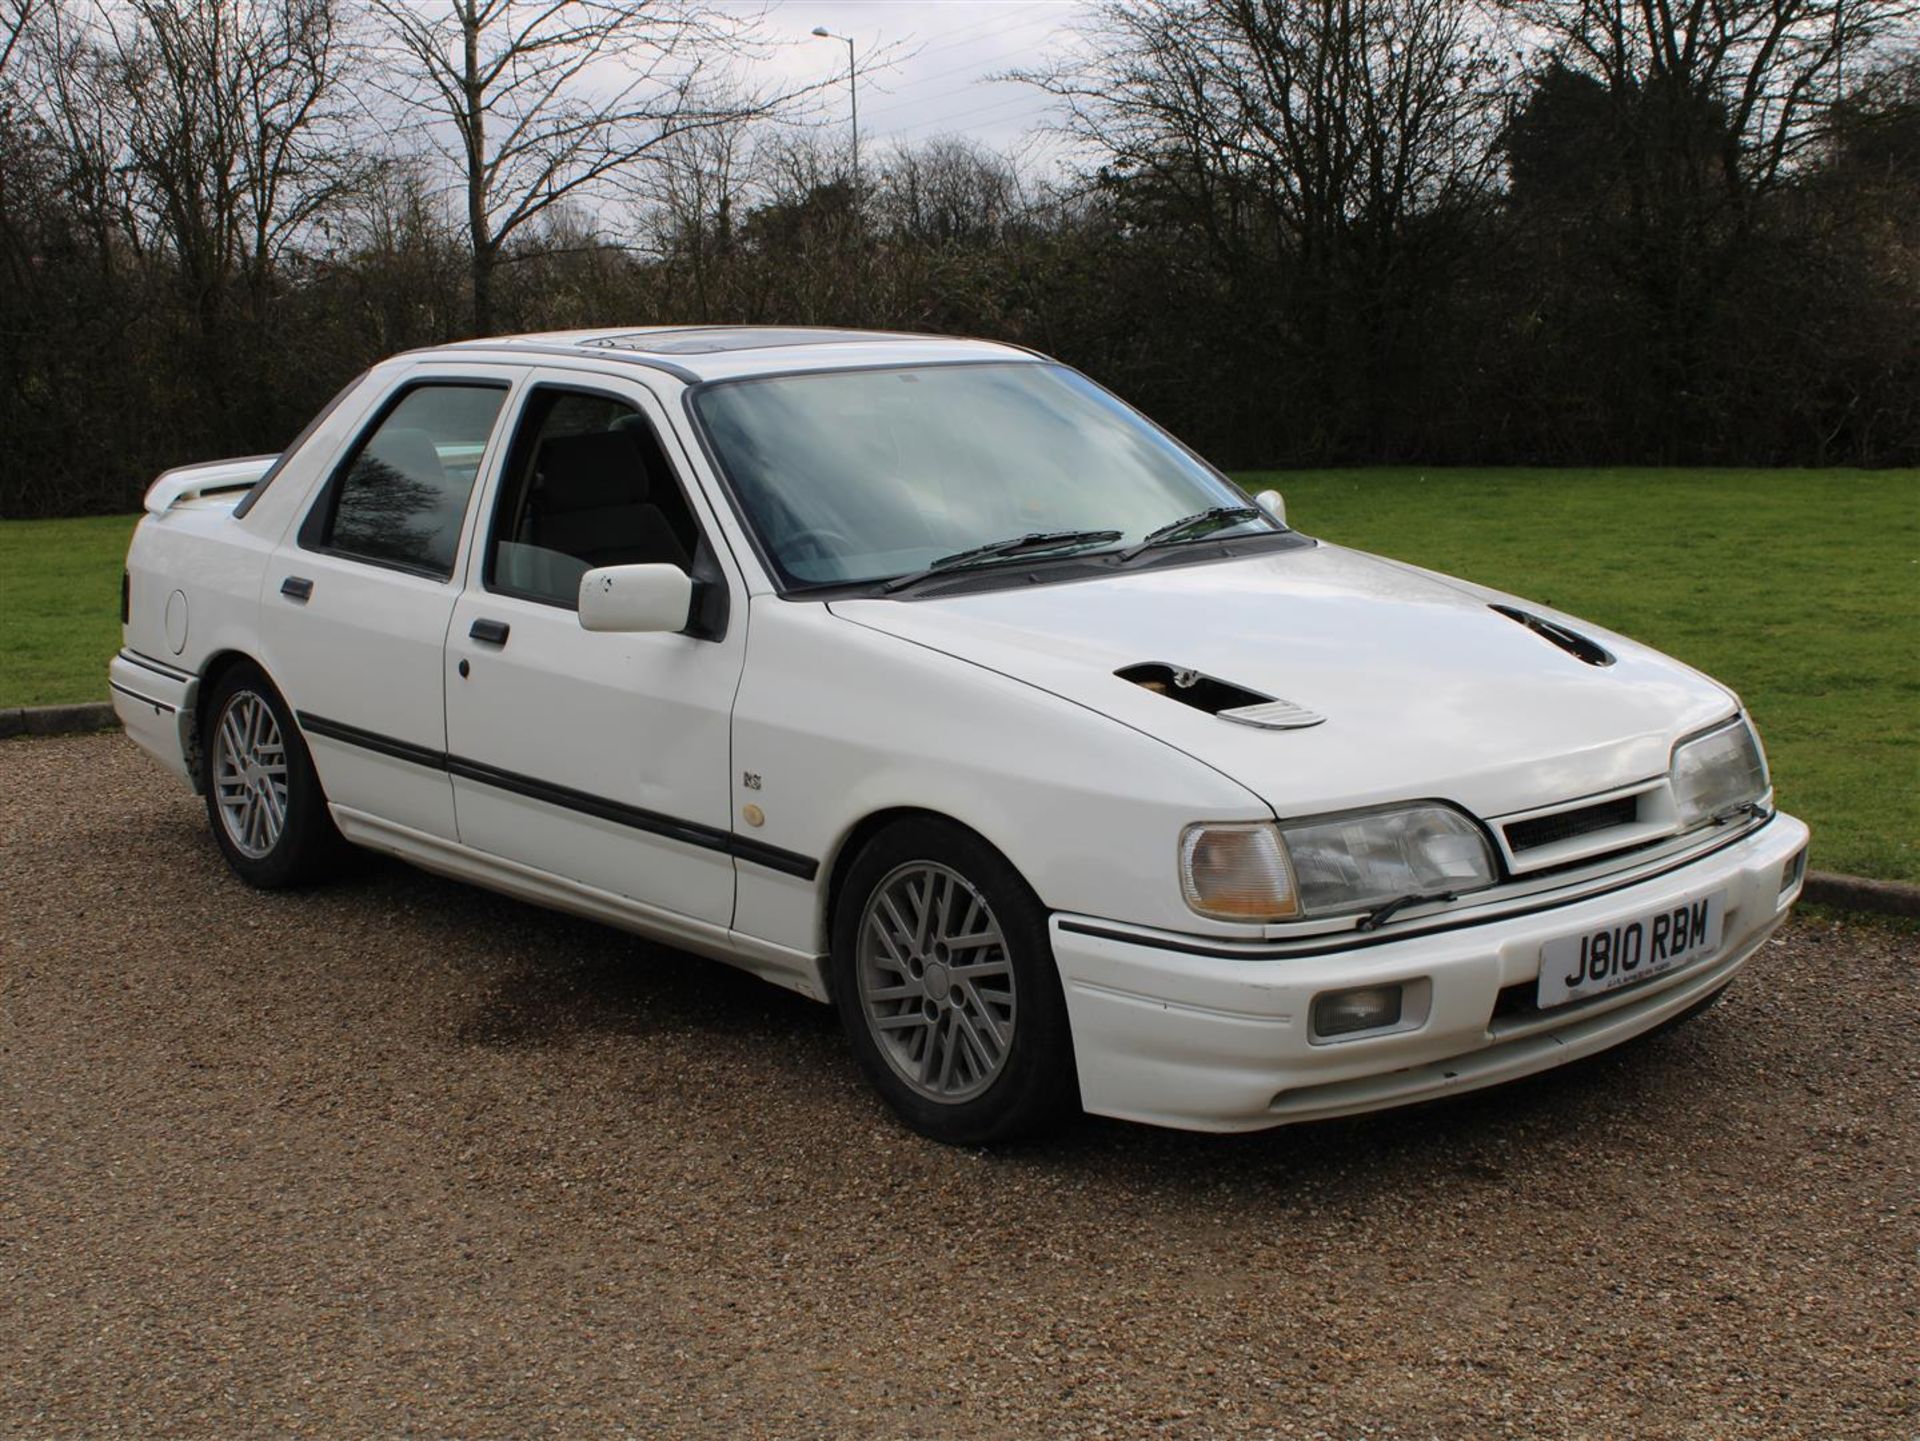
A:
1537;890;1726;1009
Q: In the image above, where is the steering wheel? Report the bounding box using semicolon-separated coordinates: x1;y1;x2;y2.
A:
781;527;854;561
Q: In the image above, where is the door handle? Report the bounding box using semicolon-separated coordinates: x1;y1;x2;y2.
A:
280;575;314;602
469;618;511;646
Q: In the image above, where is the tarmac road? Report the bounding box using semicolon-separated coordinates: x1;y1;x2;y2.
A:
4;734;1915;1439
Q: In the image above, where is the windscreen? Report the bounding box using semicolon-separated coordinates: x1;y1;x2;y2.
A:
693;362;1258;586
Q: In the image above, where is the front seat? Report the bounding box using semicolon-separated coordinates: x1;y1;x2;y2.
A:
530;430;692;572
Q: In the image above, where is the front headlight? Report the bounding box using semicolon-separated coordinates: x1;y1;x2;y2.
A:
1181;805;1498;923
1671;717;1769;829
1280;804;1498;916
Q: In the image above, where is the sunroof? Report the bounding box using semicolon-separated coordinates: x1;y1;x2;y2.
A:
586;328;874;356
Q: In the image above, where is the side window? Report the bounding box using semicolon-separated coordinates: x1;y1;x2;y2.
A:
484;388;702;609
311;383;508;578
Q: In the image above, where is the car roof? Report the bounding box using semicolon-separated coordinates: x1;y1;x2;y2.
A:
417;326;1039;384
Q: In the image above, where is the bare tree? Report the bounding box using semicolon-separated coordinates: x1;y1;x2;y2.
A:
1501;0;1919;200
1026;0;1504;268
6;0;365;460
1021;0;1505;454
18;0;147;276
637;101;759;319
880;136;1024;247
1;0;44;83
369;0;785;334
334;153;470;353
109;0;360;324
1496;0;1917;455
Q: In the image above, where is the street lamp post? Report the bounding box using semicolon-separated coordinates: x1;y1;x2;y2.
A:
811;25;859;211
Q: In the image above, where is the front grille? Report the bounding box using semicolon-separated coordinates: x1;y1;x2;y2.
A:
1505;795;1639;854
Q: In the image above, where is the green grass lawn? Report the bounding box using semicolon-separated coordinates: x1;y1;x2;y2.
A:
0;513;138;709
2;468;1915;881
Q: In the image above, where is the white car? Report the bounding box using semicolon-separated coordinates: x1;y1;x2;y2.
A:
111;327;1809;1142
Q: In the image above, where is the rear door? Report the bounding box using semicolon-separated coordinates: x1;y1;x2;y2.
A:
443;371;747;926
261;368;518;839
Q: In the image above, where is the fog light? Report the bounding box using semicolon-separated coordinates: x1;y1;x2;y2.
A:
1780;847;1807;896
1312;985;1404;1039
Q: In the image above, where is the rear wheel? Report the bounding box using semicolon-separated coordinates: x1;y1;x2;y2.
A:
832;818;1077;1144
200;663;344;888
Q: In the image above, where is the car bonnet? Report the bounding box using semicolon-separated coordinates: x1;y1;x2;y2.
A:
826;542;1737;822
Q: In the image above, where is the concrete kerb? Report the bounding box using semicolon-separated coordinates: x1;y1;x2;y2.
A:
0;701;118;738
1800;871;1920;920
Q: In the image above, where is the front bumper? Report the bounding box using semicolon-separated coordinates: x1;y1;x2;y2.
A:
1051;812;1810;1132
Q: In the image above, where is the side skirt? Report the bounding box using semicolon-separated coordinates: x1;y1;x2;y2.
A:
330;804;831;1002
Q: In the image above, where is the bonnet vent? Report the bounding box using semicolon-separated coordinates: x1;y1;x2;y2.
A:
1116;664;1325;729
1490;605;1615;668
1215;698;1326;730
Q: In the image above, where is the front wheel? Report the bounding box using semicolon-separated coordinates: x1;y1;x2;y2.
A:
831;818;1078;1144
200;663;344;888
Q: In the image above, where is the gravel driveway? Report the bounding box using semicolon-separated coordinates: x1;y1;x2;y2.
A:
3;734;1915;1439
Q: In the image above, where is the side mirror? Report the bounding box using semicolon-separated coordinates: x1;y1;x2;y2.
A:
578;564;694;634
1252;489;1287;527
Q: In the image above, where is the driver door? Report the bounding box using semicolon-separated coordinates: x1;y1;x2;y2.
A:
444;372;745;926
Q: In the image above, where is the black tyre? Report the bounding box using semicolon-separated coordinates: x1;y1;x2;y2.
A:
199;662;345;888
831;817;1078;1144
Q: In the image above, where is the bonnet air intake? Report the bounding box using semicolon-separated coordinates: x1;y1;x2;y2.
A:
1116;664;1325;729
1490;605;1615;668
1117;663;1267;714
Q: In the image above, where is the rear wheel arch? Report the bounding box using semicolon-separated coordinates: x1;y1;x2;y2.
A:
187;649;271;788
197;647;263;701
197;657;346;887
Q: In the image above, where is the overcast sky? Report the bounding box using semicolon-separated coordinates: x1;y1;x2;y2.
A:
739;0;1093;167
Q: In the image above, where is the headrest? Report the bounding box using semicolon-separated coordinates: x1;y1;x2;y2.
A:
535;430;648;512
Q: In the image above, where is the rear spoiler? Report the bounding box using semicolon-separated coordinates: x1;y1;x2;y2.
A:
143;455;278;515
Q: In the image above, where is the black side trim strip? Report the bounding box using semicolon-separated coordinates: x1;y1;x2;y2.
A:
1061;818;1774;961
119;648;195;684
295;711;819;880
728;835;819;880
110;680;176;713
298;711;449;770
445;754;726;854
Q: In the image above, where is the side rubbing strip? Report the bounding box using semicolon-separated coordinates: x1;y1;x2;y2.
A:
295;711;819;879
119;648;196;684
297;711;448;770
728;835;819;880
110;680;176;713
444;755;726;854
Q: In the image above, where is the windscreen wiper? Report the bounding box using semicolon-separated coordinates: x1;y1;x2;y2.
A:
1356;890;1458;932
1117;505;1268;562
880;529;1123;594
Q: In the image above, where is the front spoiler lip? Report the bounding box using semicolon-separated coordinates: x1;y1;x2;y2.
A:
1062;811;1782;961
1260;931;1769;1125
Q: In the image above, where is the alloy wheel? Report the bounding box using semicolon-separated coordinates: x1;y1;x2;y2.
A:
211;690;289;860
856;861;1018;1103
